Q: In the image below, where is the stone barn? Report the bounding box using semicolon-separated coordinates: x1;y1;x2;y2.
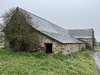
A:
68;29;95;50
4;7;86;54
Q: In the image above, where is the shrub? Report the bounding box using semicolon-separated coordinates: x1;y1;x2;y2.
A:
2;7;39;51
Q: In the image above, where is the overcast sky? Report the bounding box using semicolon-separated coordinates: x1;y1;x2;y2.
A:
0;0;100;41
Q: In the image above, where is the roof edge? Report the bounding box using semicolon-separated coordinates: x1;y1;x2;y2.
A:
67;28;93;31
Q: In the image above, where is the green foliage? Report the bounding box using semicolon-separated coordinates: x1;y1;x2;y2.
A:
92;29;95;49
3;8;39;51
94;46;100;51
0;48;98;75
0;42;4;46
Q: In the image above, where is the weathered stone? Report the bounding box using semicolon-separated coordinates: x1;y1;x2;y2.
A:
36;31;86;54
4;30;86;54
4;40;10;48
79;38;93;50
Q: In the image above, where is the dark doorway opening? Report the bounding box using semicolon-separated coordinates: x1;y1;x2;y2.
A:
45;43;52;53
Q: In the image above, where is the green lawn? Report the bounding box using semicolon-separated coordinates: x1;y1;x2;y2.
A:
0;48;98;75
94;46;100;51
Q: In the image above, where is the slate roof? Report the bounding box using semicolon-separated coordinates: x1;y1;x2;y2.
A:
68;29;93;39
17;7;83;44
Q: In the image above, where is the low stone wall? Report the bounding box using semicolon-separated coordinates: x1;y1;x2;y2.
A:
37;31;86;54
79;38;93;50
53;43;86;55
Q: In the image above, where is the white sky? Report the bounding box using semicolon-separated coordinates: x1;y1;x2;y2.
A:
0;0;100;41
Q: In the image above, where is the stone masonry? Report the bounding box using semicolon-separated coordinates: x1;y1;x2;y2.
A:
79;38;93;50
36;31;86;54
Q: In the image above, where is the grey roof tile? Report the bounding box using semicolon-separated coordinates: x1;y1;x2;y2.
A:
18;7;83;44
68;29;93;38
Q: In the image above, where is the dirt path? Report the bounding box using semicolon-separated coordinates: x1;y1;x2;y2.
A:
93;52;100;75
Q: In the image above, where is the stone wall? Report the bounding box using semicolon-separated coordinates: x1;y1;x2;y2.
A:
53;43;86;54
79;38;93;50
4;40;10;48
37;31;86;54
4;30;86;54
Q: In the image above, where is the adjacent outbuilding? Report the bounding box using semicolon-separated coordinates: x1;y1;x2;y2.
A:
68;29;95;50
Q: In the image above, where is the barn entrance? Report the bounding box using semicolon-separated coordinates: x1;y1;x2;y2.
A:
45;43;52;53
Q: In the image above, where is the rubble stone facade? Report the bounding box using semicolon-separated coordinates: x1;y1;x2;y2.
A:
4;30;86;54
37;31;86;54
79;38;93;50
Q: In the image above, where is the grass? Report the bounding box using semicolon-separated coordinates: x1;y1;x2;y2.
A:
0;48;98;75
94;46;100;51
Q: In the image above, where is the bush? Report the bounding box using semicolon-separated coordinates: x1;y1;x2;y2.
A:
2;7;39;51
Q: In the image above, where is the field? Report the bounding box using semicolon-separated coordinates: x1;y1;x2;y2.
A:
0;47;99;75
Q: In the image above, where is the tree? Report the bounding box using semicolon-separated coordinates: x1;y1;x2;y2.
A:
92;29;95;49
2;7;39;51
